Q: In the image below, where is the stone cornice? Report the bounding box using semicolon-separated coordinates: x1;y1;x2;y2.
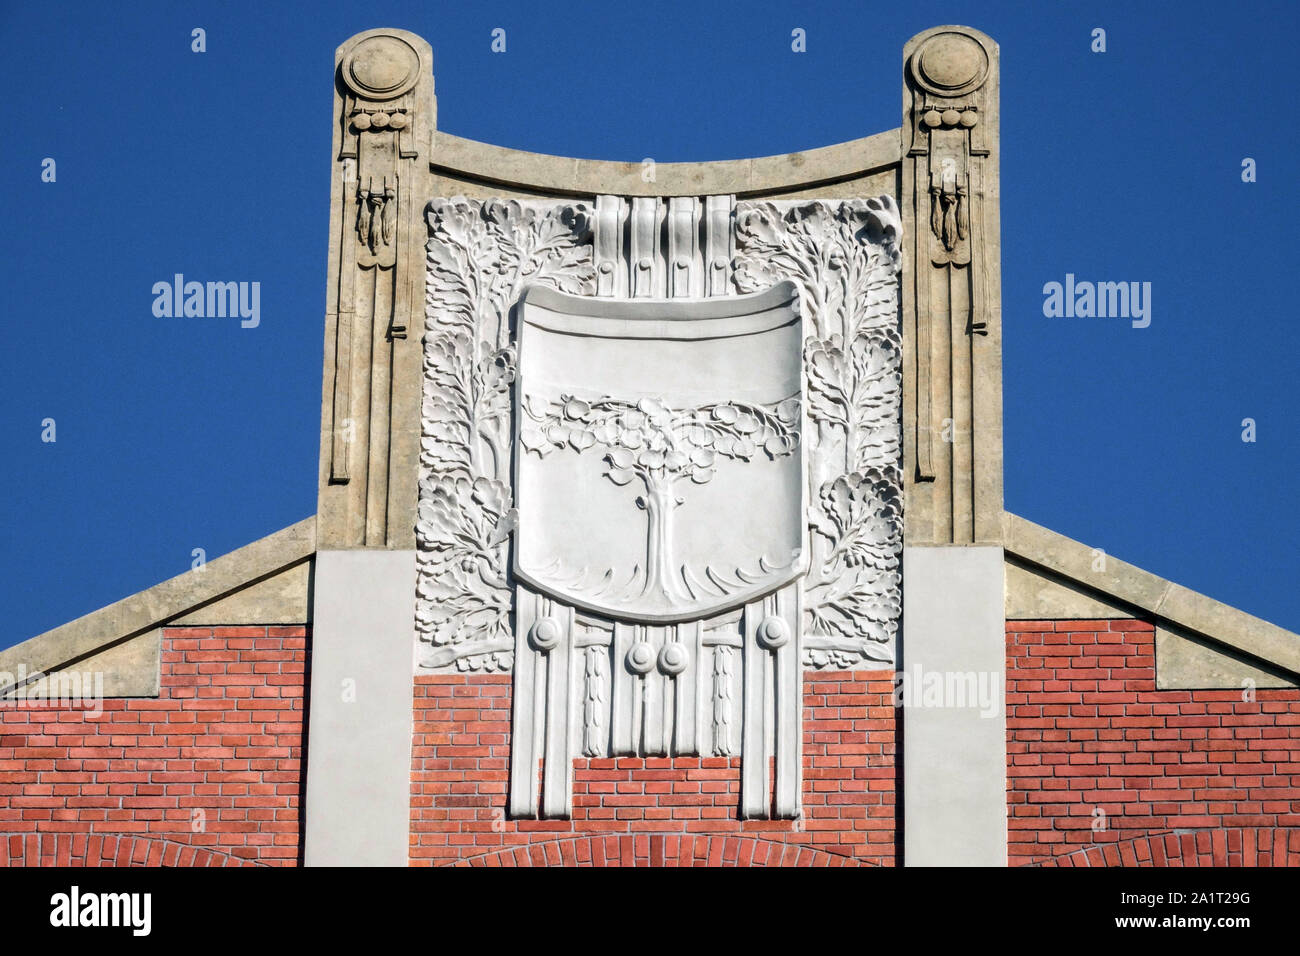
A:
430;129;902;198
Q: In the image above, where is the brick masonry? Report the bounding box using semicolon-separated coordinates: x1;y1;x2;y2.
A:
5;617;1298;866
0;626;306;866
1007;620;1300;866
410;671;897;866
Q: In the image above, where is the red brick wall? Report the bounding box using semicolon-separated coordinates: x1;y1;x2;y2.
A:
410;670;896;866
1007;620;1300;866
0;625;306;866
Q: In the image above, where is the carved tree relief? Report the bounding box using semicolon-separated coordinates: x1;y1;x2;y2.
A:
520;391;801;607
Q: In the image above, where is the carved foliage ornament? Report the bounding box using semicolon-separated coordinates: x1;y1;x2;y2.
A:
418;197;902;672
416;200;595;670
733;198;903;668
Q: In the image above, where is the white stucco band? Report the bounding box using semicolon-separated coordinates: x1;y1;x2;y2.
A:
304;549;416;867
902;546;1007;866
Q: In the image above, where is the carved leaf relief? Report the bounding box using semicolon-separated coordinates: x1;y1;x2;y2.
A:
734;199;903;668
416;199;594;671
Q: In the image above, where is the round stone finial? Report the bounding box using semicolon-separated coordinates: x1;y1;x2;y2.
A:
529;617;562;652
755;615;790;650
342;34;421;100
911;31;990;97
626;642;656;675
657;643;688;676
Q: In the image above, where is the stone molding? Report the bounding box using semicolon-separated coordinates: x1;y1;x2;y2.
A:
1003;511;1300;678
0;517;315;696
431;130;902;199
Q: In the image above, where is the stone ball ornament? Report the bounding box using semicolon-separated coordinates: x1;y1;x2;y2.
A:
657;642;688;676
626;642;656;675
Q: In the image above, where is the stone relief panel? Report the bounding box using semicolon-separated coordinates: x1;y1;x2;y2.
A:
512;283;806;624
415;195;902;818
415;200;595;673
733;199;903;669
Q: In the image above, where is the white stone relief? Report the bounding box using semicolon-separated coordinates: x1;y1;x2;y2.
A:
582;644;607;758
712;643;736;756
733;198;904;669
416;193;902;822
511;283;806;624
519;389;802;610
415;199;595;671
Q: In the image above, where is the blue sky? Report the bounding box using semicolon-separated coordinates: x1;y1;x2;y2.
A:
1;0;1296;647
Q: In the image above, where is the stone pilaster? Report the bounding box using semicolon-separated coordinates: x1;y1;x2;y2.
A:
901;26;1003;546
900;26;1008;866
318;28;435;550
307;28;433;866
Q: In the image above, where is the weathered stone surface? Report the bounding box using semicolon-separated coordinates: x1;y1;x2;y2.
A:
1157;622;1298;690
902;25;1003;546
172;559;311;625
1005;556;1133;620
0;629;161;699
318;28;435;550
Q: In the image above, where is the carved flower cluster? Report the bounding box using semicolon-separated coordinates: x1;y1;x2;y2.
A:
521;393;800;488
415;476;516;669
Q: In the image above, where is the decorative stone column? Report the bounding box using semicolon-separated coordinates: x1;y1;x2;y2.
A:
318;27;434;551
901;25;1002;546
305;29;433;866
899;26;1008;866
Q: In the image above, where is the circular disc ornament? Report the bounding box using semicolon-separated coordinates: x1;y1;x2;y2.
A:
529;617;562;652
911;31;990;97
342;34;421;100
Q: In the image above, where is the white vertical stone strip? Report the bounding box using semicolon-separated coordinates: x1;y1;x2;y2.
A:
508;588;541;817
694;628;712;756
736;589;801;818
629;197;661;297
304;549;415;866
594;194;624;297
610;622;635;755
902;546;1007;865
673;622;698;756
540;599;574;818
704;195;734;297
642;627;665;756
667;196;699;297
772;585;802;818
740;600;767;817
